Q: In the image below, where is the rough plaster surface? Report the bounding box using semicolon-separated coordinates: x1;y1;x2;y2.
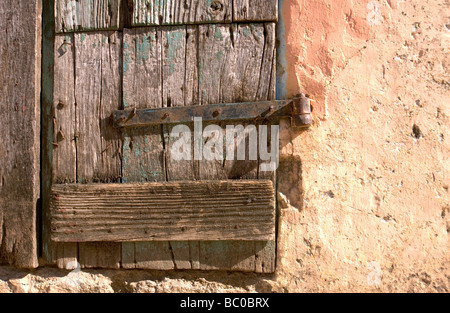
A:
0;0;449;292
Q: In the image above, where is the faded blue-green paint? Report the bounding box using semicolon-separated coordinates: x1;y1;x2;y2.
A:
136;33;154;64
214;50;223;61
123;92;129;108
123;42;131;75
121;136;132;183
165;30;184;75
80;33;86;43
214;27;223;40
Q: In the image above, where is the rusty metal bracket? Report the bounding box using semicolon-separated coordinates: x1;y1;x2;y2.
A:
112;94;312;128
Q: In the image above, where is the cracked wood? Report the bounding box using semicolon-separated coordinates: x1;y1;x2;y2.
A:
50;181;275;242
132;0;232;26
55;0;122;33
0;1;41;268
119;23;277;272
50;31;123;269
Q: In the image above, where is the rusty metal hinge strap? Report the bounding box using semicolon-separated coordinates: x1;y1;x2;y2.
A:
112;95;312;128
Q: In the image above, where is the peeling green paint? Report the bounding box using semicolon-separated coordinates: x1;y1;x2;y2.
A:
165;30;184;75
136;33;154;64
214;27;223;40
123;42;131;74
215;50;224;60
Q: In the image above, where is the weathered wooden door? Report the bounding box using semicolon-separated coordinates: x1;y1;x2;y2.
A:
43;0;278;272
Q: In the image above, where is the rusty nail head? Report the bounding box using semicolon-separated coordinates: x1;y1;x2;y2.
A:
162;113;169;119
213;109;222;117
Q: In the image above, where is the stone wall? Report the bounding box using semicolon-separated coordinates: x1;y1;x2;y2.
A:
0;0;448;292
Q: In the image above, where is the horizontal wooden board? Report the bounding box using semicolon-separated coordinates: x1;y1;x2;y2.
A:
132;0;233;26
55;0;278;33
50;180;275;242
233;0;277;22
55;0;121;33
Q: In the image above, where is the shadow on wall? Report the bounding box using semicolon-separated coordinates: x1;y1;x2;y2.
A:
277;117;309;210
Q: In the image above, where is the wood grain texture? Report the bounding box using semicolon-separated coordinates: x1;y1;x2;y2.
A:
161;25;199;269
121;27;169;269
233;0;277;22
49;31;123;269
47;21;277;271
79;242;121;268
55;0;122;33
51;34;78;268
0;0;41;268
55;242;78;269
197;23;276;272
117;23;277;272
122;27;165;183
73;31;123;268
132;0;232;26
162;25;198;182
74;31;122;184
197;23;276;179
50;181;275;242
53;35;77;184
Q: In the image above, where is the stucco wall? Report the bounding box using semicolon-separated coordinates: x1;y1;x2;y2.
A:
276;0;449;292
0;0;448;292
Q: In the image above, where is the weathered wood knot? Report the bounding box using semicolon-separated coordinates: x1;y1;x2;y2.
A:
210;0;224;13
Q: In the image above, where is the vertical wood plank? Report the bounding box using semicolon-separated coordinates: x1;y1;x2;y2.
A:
56;242;78;269
53;34;77;184
122;27;165;183
161;25;198;269
75;31;122;184
121;27;175;269
134;242;174;270
0;0;41;268
74;31;122;268
162;25;197;182
51;34;78;268
197;23;276;272
55;0;122;33
79;242;121;268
